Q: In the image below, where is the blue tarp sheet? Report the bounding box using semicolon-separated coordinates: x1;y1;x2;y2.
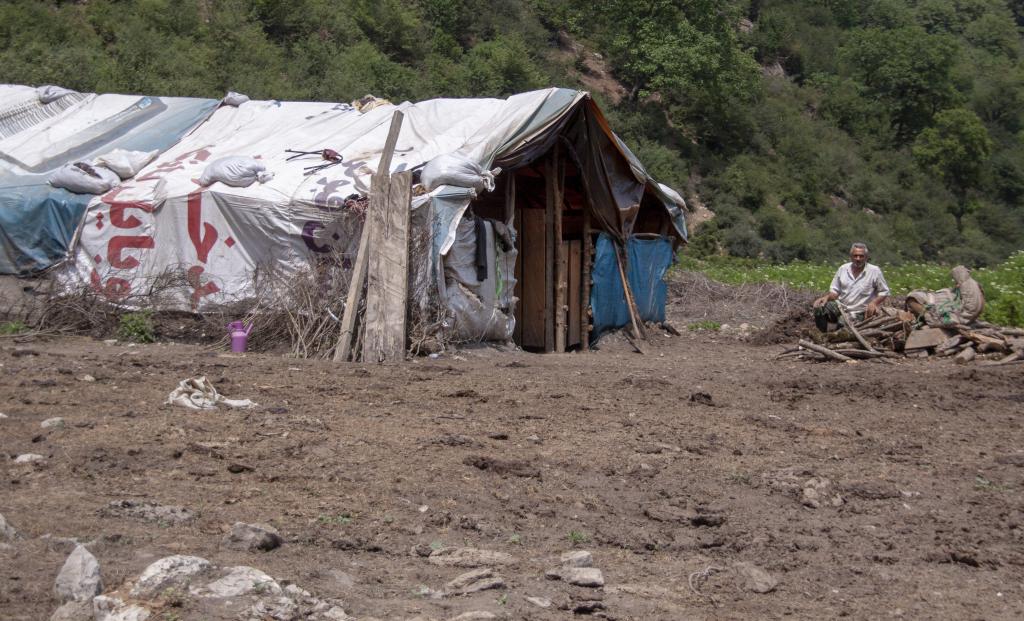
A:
0;91;218;275
590;232;673;340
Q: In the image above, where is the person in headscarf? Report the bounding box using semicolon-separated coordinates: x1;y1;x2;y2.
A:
906;265;985;327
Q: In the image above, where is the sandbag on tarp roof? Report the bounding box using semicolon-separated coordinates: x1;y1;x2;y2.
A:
0;85;218;275
63;87;686;311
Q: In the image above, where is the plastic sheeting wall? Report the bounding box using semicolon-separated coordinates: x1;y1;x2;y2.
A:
590;233;673;340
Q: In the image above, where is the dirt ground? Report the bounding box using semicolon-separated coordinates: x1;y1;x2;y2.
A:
2;282;1024;620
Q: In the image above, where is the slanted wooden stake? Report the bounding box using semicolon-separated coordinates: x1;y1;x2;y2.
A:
334;110;405;362
615;243;646;353
839;307;878;353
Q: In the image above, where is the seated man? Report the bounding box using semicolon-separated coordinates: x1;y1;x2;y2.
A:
906;265;984;326
812;243;890;331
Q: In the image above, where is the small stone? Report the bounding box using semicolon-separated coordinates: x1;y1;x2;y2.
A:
131;555;211;598
197;565;281;598
526;434;541;443
0;513;20;541
222;522;282;551
14;453;44;463
102;500;193;524
55;545;103;603
92;595;152;621
428;547;514;568
444;568;505;595
525;596;552;608
249;596;298;620
560;550;593;567
79;375;95;382
41;417;66;429
546;566;604;588
734;561;777;593
449;612;496;620
0;412;8;419
321;606;353;621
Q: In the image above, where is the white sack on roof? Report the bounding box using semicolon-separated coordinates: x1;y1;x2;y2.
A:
36;85;76;104
222;92;249;107
199;156;273;187
420;153;500;193
49;162;120;195
95;148;158;180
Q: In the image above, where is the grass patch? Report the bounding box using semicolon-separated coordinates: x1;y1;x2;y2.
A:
676;251;1024;327
317;513;352;526
688;320;721;331
568;530;589;546
117;311;156;343
0;320;27;335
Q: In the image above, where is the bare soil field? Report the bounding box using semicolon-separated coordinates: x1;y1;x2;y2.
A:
2;280;1024;620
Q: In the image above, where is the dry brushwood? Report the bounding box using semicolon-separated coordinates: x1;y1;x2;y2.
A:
783;308;1024;366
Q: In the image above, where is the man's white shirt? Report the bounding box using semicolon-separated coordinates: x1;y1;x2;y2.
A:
829;262;890;315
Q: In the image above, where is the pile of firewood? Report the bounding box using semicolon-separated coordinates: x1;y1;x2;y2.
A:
778;308;1024;366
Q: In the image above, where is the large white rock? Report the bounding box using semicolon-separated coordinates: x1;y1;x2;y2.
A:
130;555;211;598
93;595;151;621
196;565;281;598
560;550;593;567
49;600;93;621
14;453;44;463
222;522;282;552
54;545;103;603
545;566;604;588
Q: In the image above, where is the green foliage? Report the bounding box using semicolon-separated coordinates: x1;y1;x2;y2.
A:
567;530;588;545
0;320;27;335
688;320;721;331
913;108;993;231
0;0;1021;266
118;311;155;343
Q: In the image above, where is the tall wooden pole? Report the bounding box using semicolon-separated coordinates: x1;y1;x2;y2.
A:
553;146;566;353
580;207;592;352
334;110;404;362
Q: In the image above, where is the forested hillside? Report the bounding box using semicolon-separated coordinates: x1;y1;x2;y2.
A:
2;0;1022;266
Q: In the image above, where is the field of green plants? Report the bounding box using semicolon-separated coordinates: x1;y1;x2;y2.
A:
676;251;1024;327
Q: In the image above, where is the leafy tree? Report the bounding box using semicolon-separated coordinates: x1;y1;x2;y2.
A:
912;108;994;233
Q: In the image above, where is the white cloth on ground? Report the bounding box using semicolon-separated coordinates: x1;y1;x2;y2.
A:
166;376;255;410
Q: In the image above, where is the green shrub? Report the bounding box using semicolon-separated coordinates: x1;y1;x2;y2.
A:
0;320;27;335
118;311;155;343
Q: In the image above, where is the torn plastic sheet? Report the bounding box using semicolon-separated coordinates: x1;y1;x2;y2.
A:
442;215;517;342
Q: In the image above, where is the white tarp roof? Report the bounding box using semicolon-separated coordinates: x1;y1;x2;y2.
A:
66;89;591;307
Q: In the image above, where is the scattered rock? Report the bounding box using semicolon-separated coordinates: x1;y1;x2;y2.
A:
101;500;194;524
14;453;44;463
0;412;7;419
560;550;593;568
449;612;496;620
546;566;604;588
248;596;299;620
41;417;65;429
79;375;96;382
428;547;514;568
734;561;777;593
444;568;506;595
0;513;20;541
526;434;542;444
995;453;1024;467
196;565;281;597
525;596;552;608
227;462;254;473
49;600;93;621
486;432;508;440
842;481;900;500
689;392;714;406
55;545;103;603
222;522;282;552
130;555;212;598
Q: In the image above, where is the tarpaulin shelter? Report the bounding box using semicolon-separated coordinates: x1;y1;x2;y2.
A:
29;86;687;351
0;85;218;275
